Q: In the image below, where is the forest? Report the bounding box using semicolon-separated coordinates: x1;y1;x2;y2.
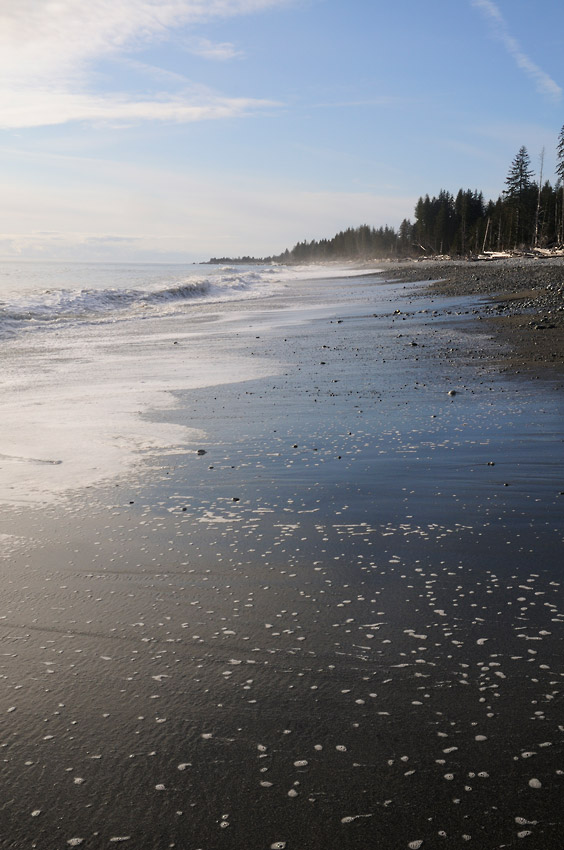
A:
209;125;564;263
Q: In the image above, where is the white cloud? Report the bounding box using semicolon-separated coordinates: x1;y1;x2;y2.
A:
472;0;562;101
0;89;278;130
0;0;288;128
0;0;285;82
186;37;244;60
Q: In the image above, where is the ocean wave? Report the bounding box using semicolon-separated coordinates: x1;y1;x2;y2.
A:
0;277;217;338
0;261;381;340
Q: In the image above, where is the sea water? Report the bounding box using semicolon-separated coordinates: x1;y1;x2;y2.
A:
0;260;380;339
0;261;380;504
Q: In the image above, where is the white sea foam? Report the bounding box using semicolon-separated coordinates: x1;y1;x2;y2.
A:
0;308;277;505
0;260;380;506
0;261;381;340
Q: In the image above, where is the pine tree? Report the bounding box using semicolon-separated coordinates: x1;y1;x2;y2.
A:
505;146;534;197
504;146;535;247
556;125;564;244
398;219;413;255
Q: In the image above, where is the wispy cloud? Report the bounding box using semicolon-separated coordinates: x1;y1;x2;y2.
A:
185;37;244;60
472;0;562;101
0;0;287;128
0;89;279;130
312;96;407;109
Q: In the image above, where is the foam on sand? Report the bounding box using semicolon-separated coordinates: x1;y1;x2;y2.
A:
1;261;383;507
0;313;280;506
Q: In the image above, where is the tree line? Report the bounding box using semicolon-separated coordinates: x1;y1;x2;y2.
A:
256;125;564;262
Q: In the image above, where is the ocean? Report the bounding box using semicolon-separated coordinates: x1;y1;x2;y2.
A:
0;261;383;505
0;260;379;341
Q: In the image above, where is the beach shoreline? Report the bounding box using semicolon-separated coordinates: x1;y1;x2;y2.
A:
376;256;564;377
1;268;563;848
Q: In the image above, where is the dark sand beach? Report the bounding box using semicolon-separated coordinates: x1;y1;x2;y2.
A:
1;265;563;849
383;256;564;376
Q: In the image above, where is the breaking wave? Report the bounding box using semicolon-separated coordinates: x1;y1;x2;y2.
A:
0;261;380;340
0;266;278;339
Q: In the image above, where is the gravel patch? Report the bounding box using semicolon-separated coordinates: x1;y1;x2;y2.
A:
380;258;564;377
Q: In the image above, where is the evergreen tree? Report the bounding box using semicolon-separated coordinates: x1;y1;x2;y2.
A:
263;128;564;262
415;195;432;251
504;146;536;247
505;146;534;197
398;219;413;255
556;125;564;244
538;180;556;247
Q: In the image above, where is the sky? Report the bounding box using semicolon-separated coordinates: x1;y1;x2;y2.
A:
1;0;563;262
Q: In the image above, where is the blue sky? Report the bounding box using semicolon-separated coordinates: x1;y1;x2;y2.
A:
1;0;563;261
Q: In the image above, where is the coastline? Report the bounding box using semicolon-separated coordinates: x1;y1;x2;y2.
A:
1;269;563;848
378;257;564;377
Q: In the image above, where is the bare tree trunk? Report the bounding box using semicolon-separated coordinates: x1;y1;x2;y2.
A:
482;218;490;253
562;185;564;246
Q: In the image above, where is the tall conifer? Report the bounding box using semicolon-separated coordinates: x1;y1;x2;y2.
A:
557;125;564;244
504;147;535;247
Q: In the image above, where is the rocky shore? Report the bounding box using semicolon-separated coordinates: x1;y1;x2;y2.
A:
381;257;564;376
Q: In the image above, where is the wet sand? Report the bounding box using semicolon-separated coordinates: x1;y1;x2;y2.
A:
381;257;564;377
1;272;563;849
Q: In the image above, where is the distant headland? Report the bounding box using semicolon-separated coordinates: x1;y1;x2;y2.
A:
206;131;564;264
